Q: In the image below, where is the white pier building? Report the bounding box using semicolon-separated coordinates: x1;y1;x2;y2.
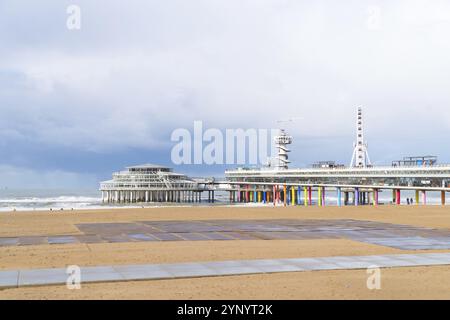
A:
100;164;212;203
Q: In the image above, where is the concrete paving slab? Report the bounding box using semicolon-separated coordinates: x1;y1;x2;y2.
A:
257;264;305;273
176;233;209;241
113;264;173;280
386;255;447;266
47;236;78;245
100;235;132;243
242;259;287;267
163;264;219;277
80;272;124;283
19;268;67;286
0;238;19;246
0;271;19;288
318;256;365;263
127;233;158;241
75;235;104;243
419;253;450;261
113;264;165;273
119;269;173;280
150;233;182;241
210;266;264;276
204;261;249;269
301;263;346;271
328;260;375;269
81;266;117;274
18;236;47;246
282;258;343;270
280;258;323;266
364;259;417;268
201;232;234;240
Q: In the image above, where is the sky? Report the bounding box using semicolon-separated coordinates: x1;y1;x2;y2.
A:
1;0;450;189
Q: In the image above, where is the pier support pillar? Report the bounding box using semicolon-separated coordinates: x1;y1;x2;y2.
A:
355;188;359;206
308;187;312;206
283;184;287;207
273;186;276;206
303;187;308;206
415;190;420;205
441;191;446;206
337;188;342;207
374;189;379;206
322;187;326;206
291;187;296;206
318;187;322;207
396;189;401;205
422;191;427;205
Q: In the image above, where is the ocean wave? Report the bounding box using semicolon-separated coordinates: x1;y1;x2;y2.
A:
0;196;102;204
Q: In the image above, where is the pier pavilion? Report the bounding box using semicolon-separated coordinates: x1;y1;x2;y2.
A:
100;164;215;204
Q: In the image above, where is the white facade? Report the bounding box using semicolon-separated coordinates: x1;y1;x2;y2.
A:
100;164;205;203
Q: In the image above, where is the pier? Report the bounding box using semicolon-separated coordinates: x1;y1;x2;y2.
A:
223;108;450;206
100;108;450;206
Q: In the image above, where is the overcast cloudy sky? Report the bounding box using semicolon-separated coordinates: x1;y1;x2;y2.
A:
1;0;450;188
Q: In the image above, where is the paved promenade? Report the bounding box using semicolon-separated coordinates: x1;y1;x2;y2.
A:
2;253;450;289
2;219;450;250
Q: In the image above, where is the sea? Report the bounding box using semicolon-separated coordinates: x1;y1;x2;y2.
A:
0;188;242;212
0;188;447;212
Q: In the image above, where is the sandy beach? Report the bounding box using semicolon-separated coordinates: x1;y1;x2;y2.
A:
1;205;450;299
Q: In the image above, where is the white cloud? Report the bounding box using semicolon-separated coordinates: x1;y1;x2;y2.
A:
1;0;450;159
